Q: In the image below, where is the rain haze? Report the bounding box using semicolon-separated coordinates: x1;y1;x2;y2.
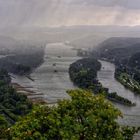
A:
1;1;140;139
1;0;140;46
0;0;140;28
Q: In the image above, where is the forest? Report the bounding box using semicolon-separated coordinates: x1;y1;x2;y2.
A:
0;47;44;75
0;69;32;138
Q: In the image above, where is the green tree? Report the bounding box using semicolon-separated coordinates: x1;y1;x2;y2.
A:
9;89;138;140
0;115;8;138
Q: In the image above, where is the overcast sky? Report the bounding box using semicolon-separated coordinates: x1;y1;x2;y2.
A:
0;0;140;28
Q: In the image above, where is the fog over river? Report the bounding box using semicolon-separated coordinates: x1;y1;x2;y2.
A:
12;43;80;103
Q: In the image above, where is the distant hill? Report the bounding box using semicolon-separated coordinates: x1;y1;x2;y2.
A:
97;37;140;64
0;36;45;75
0;36;20;54
0;35;18;46
98;37;140;51
3;25;140;49
0;35;44;55
69;34;107;49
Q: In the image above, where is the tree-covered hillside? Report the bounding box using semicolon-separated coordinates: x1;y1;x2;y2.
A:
98;37;140;51
0;48;44;75
69;58;101;88
0;70;32;138
98;37;140;95
128;52;140;70
97;37;140;65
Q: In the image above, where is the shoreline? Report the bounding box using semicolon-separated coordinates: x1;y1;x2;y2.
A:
11;82;47;104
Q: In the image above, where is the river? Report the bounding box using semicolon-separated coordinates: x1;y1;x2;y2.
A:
98;60;140;139
12;43;140;138
12;43;80;103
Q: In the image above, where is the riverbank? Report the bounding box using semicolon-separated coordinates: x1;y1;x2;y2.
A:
0;69;33;135
11;83;46;104
115;68;140;95
11;42;80;104
69;58;135;106
0;46;45;75
99;56;140;96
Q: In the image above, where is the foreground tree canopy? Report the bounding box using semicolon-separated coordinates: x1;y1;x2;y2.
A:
9;89;138;140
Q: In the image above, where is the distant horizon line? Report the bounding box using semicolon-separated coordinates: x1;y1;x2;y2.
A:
1;24;140;29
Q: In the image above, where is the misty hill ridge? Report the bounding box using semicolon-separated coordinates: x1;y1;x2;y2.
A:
0;35;19;47
97;37;140;66
98;37;140;51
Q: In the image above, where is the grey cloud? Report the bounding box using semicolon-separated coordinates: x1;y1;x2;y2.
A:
70;0;140;9
0;0;140;28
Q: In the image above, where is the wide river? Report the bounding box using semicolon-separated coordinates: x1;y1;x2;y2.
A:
12;43;140;138
12;43;80;103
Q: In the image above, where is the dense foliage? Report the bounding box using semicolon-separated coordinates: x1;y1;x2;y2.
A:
98;37;140;65
0;69;32;138
128;52;140;70
9;89;138;140
127;52;140;83
115;67;140;95
0;48;44;75
0;114;8;138
98;37;140;93
69;58;135;106
69;58;101;88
